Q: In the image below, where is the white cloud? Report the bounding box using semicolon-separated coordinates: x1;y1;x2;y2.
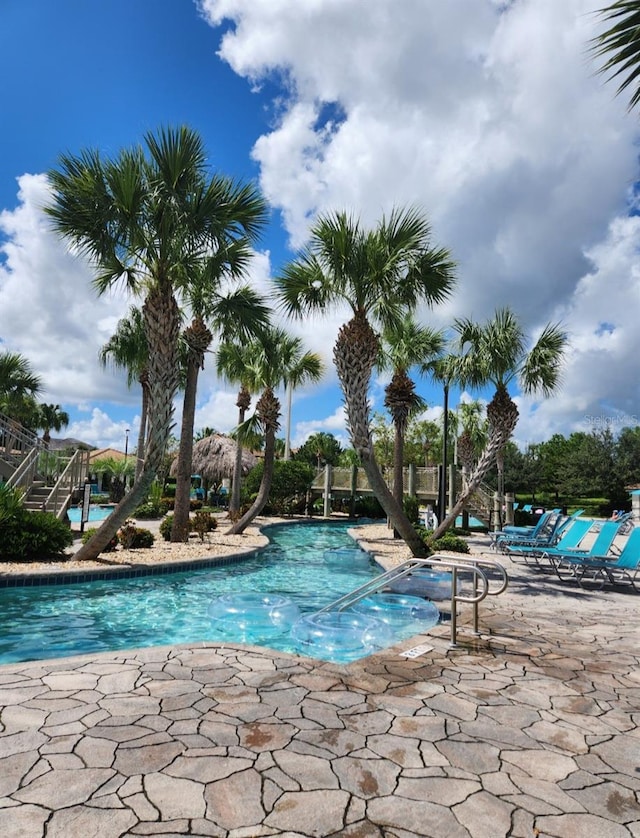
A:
199;0;640;443
0;174;132;407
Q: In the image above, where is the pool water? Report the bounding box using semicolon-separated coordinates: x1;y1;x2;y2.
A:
67;505;115;523
0;521;437;666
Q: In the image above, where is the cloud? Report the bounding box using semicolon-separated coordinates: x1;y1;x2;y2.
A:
199;0;640;442
0;174;133;407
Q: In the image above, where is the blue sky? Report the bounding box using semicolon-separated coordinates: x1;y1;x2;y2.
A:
2;0;640;455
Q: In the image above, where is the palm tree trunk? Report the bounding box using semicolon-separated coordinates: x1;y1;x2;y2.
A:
334;314;427;558
230;385;250;516
431;425;508;541
135;374;149;482
227;387;278;535
72;286;180;560
172;317;212;542
392;423;404;509
171;357;200;542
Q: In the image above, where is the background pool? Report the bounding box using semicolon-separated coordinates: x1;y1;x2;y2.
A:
67;505;114;523
0;521;433;665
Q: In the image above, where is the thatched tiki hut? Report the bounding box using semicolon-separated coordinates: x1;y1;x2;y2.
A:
170;433;257;502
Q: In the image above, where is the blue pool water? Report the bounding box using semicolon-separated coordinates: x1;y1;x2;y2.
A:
0;521;437;666
67;505;115;523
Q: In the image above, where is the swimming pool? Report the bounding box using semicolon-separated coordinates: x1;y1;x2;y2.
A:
0;520;438;666
67;505;115;523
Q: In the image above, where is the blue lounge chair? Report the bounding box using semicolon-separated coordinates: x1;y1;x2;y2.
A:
549;526;640;591
495;510;585;553
504;516;594;568
491;511;555;549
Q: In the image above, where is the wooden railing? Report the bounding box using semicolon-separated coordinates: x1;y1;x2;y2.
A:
311;465;442;499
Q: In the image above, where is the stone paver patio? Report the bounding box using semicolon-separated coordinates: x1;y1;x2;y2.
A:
0;539;638;837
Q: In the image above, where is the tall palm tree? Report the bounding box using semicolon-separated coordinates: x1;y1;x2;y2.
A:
216;339;257;517
276;208;455;557
99;306;149;480
456;401;487;489
591;1;640;112
171;254;270;542
0;351;42;418
226;327;323;535
46;125;268;560
36;404;70;445
431;308;568;538
379;316;444;512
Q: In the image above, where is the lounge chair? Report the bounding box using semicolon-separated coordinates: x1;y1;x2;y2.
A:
504;516;594;568
490;510;555;550
549;526;640;591
495;510;585;553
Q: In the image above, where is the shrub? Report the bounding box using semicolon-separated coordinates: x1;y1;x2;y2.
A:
403;495;420;525
81;527;118;552
0;509;74;562
160;514;174;541
160;496;175;511
190;499;203;512
432;533;470;554
133;500;169;519
192;509;217;541
118;521;155;549
243;459;315;515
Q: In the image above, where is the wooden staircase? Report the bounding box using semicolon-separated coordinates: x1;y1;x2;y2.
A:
1;412;90;519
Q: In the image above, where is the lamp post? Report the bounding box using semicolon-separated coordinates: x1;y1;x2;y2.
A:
437;382;449;524
124;428;130;464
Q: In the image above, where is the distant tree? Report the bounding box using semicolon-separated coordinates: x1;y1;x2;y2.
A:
0;351;42;423
99;306;149;480
616;425;640;487
405;418;441;467
379;315;444;508
227;327;323;535
36;404;70;446
295;432;343;469
433;308;567;538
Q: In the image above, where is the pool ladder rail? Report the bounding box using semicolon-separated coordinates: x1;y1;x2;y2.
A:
317;554;509;649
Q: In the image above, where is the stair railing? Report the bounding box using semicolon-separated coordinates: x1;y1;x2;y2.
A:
6;447;40;495
44;448;90;519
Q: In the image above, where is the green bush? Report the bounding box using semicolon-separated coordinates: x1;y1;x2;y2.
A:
118;521;155;549
403;495;420;525
133;500;169;519
0;509;74;562
81;527;118;552
161;496;175;510
192;509;217;541
432;533;470;554
243;459;315;515
159;514;174;541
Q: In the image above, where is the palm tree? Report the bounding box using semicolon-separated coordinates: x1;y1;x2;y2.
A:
379;316;444;513
226;326;323;535
46;125;267;560
99;306;149;480
431;308;568;538
456;401;487;489
276;208;455;557
591;1;640;112
171;254;270;542
36;404;70;446
215;340;257;517
0;351;42;419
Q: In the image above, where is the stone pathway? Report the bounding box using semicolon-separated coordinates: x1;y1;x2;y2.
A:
0;548;639;837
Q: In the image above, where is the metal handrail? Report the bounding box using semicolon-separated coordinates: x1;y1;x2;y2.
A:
317;554;509;648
